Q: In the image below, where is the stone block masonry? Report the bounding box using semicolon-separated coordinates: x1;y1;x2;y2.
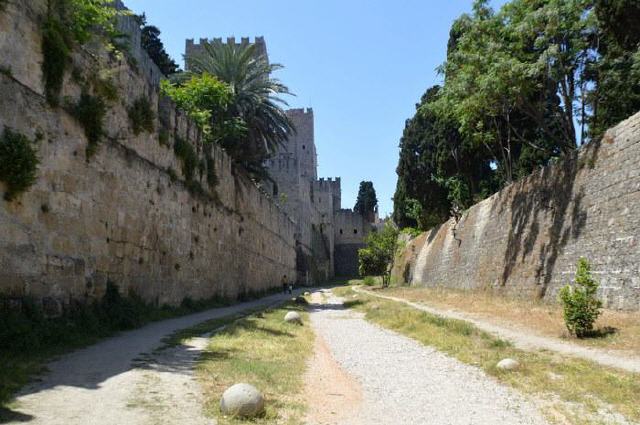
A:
0;1;296;307
392;112;640;310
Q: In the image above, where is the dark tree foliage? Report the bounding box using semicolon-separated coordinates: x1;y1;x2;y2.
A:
588;0;640;139
393;0;640;231
354;181;378;219
137;14;179;76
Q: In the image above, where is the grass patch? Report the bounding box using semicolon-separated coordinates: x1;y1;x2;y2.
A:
381;286;640;353
0;284;284;411
196;303;314;424
334;286;640;425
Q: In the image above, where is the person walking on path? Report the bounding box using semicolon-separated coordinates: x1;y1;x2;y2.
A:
282;275;289;294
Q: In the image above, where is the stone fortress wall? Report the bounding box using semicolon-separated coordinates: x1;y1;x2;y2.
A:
0;0;297;309
184;37;375;281
392;112;640;310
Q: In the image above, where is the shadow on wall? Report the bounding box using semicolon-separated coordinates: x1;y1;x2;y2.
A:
498;137;602;298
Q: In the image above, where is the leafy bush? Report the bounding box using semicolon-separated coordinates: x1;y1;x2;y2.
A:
128;96;155;135
70;92;106;159
559;258;603;338
160;74;232;134
358;223;400;287
0;128;39;201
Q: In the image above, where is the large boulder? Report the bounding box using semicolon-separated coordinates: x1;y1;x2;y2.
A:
220;383;265;417
496;358;520;371
284;311;302;325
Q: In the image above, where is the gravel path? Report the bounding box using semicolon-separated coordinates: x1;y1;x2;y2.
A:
308;289;549;425
6;292;295;425
357;287;640;374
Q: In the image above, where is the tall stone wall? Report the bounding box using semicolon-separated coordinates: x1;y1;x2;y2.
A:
334;210;370;277
392;112;640;310
0;1;297;308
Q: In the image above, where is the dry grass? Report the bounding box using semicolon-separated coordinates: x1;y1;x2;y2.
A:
195;303;314;424
381;286;640;354
334;286;640;425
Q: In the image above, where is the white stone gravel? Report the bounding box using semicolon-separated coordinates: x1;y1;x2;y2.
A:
309;291;549;425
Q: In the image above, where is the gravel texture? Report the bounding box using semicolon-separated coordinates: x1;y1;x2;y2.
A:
308;290;549;425
7;292;295;425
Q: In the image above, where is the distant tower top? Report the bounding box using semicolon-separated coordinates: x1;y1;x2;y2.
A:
184;36;268;71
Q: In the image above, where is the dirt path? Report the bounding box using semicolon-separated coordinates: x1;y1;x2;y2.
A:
303;292;363;425
356;287;640;373
304;289;548;425
6;292;293;425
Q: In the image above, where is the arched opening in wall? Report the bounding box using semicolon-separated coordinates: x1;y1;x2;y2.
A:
339;229;343;235
353;229;358;234
302;145;306;150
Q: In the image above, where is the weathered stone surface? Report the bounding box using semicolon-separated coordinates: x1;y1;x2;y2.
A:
0;0;297;306
496;359;520;371
220;383;265;417
284;311;302;324
392;112;640;310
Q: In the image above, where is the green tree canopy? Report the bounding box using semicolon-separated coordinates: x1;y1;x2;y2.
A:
354;181;378;219
185;40;295;179
358;223;399;287
136;14;179;76
394;0;640;231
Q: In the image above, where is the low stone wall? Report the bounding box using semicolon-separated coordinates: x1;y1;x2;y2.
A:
392;112;640;310
0;1;297;308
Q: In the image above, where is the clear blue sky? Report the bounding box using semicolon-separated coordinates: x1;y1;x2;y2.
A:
126;0;506;217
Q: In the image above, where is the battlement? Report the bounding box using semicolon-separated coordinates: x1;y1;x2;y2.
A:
286;108;314;116
186;36;266;47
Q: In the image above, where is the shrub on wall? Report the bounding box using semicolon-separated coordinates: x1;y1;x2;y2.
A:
0;128;40;201
70;92;106;159
128;96;155;135
173;137;198;182
42;16;71;105
559;258;603;338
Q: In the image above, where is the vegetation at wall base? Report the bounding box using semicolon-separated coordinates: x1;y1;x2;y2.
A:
559;258;603;338
335;286;640;424
0;128;39;201
128;96;155;135
0;282;286;409
358;223;400;287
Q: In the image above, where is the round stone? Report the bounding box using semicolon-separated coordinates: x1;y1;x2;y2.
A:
496;358;520;371
284;311;302;324
304;291;311;296
220;383;265;417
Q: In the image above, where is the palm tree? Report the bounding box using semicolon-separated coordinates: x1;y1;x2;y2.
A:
186;40;295;171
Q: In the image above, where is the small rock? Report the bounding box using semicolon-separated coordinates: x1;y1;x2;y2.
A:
284;311;302;324
220;383;265;417
352;294;358;299
304;291;311;296
496;358;520;371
